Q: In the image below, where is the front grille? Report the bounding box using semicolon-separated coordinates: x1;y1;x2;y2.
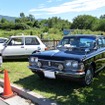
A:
38;59;64;70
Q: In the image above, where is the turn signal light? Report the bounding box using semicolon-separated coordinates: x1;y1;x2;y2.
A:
45;47;48;50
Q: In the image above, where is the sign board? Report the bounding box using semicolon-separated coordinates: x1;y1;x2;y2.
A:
63;29;70;35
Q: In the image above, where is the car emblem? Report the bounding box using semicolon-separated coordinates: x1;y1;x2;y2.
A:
48;61;51;66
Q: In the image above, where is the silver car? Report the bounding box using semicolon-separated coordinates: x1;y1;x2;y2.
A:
0;35;47;59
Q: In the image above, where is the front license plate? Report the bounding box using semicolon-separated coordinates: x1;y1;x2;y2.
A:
43;71;55;79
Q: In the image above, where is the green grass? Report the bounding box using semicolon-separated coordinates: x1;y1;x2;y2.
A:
0;61;105;105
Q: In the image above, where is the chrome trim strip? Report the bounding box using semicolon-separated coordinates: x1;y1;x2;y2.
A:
38;59;64;63
83;49;105;61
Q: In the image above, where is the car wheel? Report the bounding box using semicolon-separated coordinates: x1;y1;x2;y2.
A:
82;66;94;86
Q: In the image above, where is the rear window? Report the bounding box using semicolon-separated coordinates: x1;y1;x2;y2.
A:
25;37;40;45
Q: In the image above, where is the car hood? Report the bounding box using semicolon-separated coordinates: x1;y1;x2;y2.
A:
31;49;86;61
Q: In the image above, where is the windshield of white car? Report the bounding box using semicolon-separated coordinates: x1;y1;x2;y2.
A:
58;36;96;49
0;38;8;43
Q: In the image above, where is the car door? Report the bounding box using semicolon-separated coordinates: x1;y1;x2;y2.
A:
95;37;105;71
2;37;25;56
25;37;41;55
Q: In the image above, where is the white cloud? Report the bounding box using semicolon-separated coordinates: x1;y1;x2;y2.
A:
47;0;53;3
32;13;42;16
39;4;45;8
56;0;62;1
29;0;105;15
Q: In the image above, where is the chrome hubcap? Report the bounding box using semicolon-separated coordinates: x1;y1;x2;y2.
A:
85;69;93;85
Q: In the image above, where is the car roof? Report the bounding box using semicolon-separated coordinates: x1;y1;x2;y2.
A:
63;34;103;38
10;35;38;38
0;37;8;39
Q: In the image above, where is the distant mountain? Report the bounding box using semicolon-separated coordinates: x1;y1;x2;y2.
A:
0;15;44;22
0;15;16;21
37;18;44;21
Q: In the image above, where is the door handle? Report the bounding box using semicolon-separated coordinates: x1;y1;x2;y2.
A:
21;46;24;48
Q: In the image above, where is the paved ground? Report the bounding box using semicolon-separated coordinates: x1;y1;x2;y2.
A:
0;79;58;105
0;99;8;105
0;86;35;105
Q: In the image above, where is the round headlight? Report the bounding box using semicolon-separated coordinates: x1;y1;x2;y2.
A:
30;57;35;62
58;64;64;71
65;61;72;67
37;62;42;67
72;61;78;68
34;57;38;63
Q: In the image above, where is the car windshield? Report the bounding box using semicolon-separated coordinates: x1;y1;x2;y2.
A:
0;38;7;43
58;36;96;49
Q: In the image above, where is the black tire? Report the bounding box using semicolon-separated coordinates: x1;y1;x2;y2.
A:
82;66;94;86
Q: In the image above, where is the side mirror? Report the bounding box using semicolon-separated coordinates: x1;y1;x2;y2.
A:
93;42;98;50
4;42;8;47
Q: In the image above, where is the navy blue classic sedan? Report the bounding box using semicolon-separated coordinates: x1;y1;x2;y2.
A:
28;34;105;86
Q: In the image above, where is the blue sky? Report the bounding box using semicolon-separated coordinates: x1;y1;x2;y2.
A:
0;0;105;22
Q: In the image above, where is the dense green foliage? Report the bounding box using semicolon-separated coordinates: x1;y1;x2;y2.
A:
0;13;71;31
0;13;105;32
71;15;97;30
0;13;105;40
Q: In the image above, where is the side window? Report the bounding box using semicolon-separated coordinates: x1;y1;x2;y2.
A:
102;37;105;47
25;37;40;45
98;38;103;48
8;37;23;46
61;38;69;46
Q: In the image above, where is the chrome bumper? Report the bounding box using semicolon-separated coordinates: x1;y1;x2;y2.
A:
28;66;85;79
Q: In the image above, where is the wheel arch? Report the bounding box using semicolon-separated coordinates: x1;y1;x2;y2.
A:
90;61;96;75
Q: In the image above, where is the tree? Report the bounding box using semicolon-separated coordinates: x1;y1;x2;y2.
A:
100;14;105;19
96;19;105;31
33;20;40;28
27;14;35;22
20;12;25;18
46;17;71;30
0;18;8;23
15;23;30;30
71;15;97;30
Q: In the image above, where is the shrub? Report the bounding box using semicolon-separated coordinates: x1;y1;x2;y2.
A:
15;23;30;30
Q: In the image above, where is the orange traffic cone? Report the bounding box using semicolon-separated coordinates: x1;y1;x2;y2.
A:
2;70;15;99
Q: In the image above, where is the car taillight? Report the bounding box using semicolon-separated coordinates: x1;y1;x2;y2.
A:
45;47;48;50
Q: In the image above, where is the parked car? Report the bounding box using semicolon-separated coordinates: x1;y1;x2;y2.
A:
0;35;47;59
0;37;8;45
28;34;105;86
